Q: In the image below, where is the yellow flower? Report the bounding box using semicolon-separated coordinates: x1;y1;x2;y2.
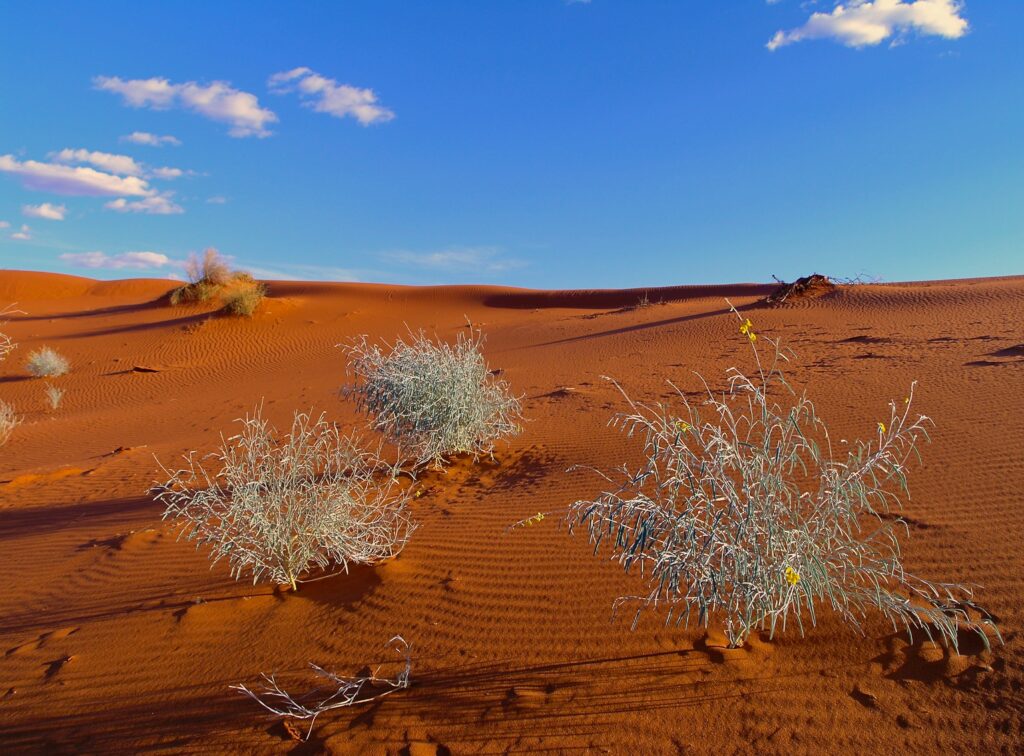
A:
785;566;800;586
527;512;545;526
739;318;756;343
675;420;691;432
878;421;886;434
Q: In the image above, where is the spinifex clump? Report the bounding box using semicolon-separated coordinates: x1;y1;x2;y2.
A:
156;406;415;590
568;302;999;650
342;328;523;468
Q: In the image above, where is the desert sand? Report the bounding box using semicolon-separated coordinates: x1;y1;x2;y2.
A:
1;270;1022;753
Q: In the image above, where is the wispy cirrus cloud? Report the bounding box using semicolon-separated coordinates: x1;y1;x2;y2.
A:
120;131;181;147
22;202;67;221
95;76;278;137
379;246;525;273
268;68;395;125
105;193;183;215
0;154;152;196
768;0;968;50
59;250;175;270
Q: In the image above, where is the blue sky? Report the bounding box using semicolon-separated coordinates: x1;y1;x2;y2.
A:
0;1;1020;287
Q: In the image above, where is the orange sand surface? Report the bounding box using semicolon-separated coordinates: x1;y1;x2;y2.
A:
1;270;1022;753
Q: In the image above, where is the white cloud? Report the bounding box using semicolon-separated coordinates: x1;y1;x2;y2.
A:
121;131;181;147
768;0;968;50
379;246;524;273
51;148;144;177
0;154;153;197
11;224;31;241
95;76;278;137
0;221;9;229
22;203;67;221
59;250;173;270
206;195;227;204
150;166;184;179
105;192;183;215
268;68;394;125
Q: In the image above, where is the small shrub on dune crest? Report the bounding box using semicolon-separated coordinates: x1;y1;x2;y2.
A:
567;302;999;651
155;406;416;591
26;346;70;377
170;248;266;316
0;400;19;446
221;276;267;317
186;247;233;287
342;328;524;468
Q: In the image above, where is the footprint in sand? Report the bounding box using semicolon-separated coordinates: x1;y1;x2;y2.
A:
5;626;79;657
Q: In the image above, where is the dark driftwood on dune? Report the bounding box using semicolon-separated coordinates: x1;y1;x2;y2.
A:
765;273;836;306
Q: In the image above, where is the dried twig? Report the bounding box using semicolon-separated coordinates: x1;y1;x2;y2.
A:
232;636;411;740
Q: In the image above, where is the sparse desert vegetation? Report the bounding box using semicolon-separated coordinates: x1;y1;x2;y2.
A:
567;304;999;650
156;406;416;591
170;248;266;316
25;346;70;377
2;272;1020;753
0;303;20;362
44;383;65;410
342;329;524;467
0;400;19;446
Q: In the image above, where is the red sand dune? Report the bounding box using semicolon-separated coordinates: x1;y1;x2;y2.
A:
0;270;1022;752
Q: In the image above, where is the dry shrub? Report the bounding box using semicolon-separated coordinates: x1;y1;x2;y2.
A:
26;346;70;377
186;248;232;286
0;400;19;446
156;406;416;590
170;249;264;315
568;302;999;651
342;328;524;468
221;277;267;317
0;303;21;363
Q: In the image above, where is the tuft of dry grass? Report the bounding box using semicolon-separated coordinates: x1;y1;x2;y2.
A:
221;277;267;317
0;303;22;363
44;383;65;410
0;400;20;446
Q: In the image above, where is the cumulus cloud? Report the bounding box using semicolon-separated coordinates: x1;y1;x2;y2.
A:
51;148;144;177
95;76;278;137
105;193;184;215
268;68;394;125
0;154;152;196
22;203;67;221
768;0;969;50
0;221;8;229
121;131;181;147
11;224;31;241
60;251;173;270
379;247;524;273
150;166;184;179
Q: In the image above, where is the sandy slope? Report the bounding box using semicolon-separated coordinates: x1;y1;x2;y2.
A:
0;270;1022;753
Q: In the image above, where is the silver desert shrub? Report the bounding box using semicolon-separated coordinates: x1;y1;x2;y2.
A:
26;346;70;377
342;328;523;468
156;406;416;590
568;302;999;651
